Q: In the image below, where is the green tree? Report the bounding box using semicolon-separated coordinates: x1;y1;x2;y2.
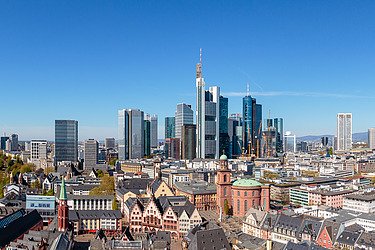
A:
112;197;118;210
31;179;41;189
223;199;230;215
44;189;54;196
97;169;104;178
89;175;115;196
108;158;117;166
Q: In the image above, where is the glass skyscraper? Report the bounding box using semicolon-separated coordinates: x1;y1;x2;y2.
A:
144;119;151;157
55;120;78;163
243;95;254;154
175;103;193;139
219;96;229;156
118;109;145;160
165;117;175;139
274;118;284;154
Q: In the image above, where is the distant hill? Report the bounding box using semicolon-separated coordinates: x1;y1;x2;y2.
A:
297;132;368;143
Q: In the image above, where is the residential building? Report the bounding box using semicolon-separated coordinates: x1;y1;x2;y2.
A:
181;124;196;160
55;120;78;163
337;113;352;151
175;103;193;140
30;140;47;168
118;109;145;160
165;117;175;139
69;210;122;234
84;139;98;169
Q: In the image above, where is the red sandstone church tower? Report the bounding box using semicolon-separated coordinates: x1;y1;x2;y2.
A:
58;177;69;232
216;153;232;215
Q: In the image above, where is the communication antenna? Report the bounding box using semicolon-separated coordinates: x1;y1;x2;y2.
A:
246;83;250;96
199;48;202;65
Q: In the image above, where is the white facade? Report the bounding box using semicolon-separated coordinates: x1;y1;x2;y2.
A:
337;113;352;151
30;140;47;168
67;195;113;210
343;195;375;213
368;128;375;149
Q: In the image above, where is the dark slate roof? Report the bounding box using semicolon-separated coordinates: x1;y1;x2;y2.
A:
299;217;323;239
150;178;163;194
49;233;71;250
151;231;171;249
274;214;303;233
69;210;122;221
284;241;328;250
118;178;153;190
336;230;361;246
356;232;375;248
0;209;43;248
345;223;365;233
174;180;217;195
260;213;278;231
321;219;342;243
189;227;230;250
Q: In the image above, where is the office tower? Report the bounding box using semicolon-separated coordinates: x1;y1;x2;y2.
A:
5;139;11;151
242;87;262;157
150;115;158;148
336;113;352;151
144;119;151;157
0;136;9;150
196;49;205;159
219;96;230;157
273;118;283;154
10;134;18;151
165;138;180;160
175;103;193;139
55;120;78;163
84;139;98;169
321;137;329;147
105;138;116;149
368;128;375;149
118;109;145;160
284;131;296;153
181;124;196;160
165;117;175;139
204;86;220;159
228;114;243;157
31;140;47;168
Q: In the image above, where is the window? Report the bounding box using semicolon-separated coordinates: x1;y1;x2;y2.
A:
244;200;248;212
224;187;227;196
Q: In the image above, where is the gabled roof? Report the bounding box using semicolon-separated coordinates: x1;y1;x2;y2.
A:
356;231;375;248
284;241;328;250
274;214;303;233
187;222;230;250
320;219;342;243
245;208;266;225
336;230;361;246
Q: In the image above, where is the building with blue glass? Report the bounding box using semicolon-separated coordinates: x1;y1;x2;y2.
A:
55;120;78;164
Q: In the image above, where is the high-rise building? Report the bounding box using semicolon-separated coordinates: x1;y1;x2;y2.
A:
144;119;151;157
195;51;220;159
150;115;158;148
368;128;375;149
31;140;47;167
273;118;283;154
105;138;116;149
181;124;196;160
219;96;230;156
175;103;193;139
5;139;11;151
165;117;175;139
84;139;98;169
118;109;145;160
228;114;243;157
55;120;78;163
242;89;262;157
336;113;352;151
165;138;180;160
0;136;9;150
10;134;18;151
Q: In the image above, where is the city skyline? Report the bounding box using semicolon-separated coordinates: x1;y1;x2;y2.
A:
2;1;375;140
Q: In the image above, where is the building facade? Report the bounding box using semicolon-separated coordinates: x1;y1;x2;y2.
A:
175;103;193;140
337;113;352;151
84;139;98;169
165;138;180;160
30;140;47;168
368;128;375;149
165;117;175;139
181;124;196;160
55;120;78;163
118;109;145;160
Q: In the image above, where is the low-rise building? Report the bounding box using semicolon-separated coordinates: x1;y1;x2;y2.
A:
343;192;375;213
67;195;114;210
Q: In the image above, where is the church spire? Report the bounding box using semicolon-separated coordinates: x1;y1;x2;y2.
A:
59;177;67;200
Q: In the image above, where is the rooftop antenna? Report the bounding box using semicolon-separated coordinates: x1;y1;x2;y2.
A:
199;48;202;65
246;83;250;96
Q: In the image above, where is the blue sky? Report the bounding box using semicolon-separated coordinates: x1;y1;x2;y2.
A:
1;0;375;140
